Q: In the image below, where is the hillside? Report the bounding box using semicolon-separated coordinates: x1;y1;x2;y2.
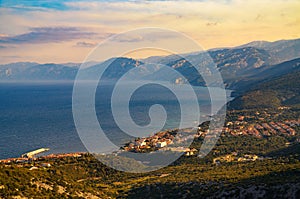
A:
1;133;300;198
229;69;300;110
144;46;273;87
143;38;300;88
0;106;299;198
239;38;300;64
229;57;300;93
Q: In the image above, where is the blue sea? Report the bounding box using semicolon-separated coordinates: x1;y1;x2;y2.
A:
0;81;230;159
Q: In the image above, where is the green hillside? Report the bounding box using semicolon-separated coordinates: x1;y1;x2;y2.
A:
1;134;300;198
229;70;300;110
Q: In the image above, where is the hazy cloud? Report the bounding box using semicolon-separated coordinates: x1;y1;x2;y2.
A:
111;30;181;43
0;27;97;44
206;22;219;26
0;0;299;64
112;34;144;43
75;41;97;48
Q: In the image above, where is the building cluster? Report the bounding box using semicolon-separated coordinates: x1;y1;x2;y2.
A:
225;119;299;138
160;147;198;156
213;152;264;165
124;117;299;154
123;128;199;154
123;130;177;152
197;118;300;138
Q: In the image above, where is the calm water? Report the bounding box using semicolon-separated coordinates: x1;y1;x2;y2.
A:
0;81;229;159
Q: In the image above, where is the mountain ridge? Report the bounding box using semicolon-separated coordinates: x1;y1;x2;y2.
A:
1;38;299;93
229;64;300;110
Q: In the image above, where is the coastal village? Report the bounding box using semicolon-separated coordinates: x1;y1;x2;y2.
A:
220;110;300;138
121;128;200;156
119;112;300;165
1;109;300;167
122;111;300;155
216;119;300;138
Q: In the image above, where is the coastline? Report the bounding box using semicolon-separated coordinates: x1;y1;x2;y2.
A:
0;152;87;164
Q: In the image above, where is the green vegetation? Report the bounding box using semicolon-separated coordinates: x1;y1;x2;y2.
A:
1;134;300;198
1;56;300;198
230;70;300;110
230;90;281;109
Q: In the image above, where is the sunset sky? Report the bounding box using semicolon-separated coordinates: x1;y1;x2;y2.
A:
0;0;299;64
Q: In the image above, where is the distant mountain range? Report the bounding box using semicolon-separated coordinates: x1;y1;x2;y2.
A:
238;38;300;63
1;38;299;93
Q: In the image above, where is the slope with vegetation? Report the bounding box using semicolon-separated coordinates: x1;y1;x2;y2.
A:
229;68;300;110
1;132;300;198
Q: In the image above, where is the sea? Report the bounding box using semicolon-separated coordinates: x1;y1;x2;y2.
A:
0;81;231;159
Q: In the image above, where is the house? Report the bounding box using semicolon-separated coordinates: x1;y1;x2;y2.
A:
185;148;197;156
244;154;258;161
238;116;245;121
29;166;38;171
156;141;167;148
41;163;51;167
140;139;147;147
135;139;147;147
285;142;292;146
226;122;233;126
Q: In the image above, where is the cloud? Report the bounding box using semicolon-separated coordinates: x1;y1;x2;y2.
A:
0;0;71;10
2;55;22;59
0;27;98;44
112;34;144;43
75;41;97;48
0;0;299;64
111;30;181;43
206;22;218;26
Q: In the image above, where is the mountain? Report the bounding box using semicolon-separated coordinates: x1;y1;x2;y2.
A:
229;58;300;92
144;38;300;68
239;38;300;64
141;38;300;88
209;47;272;87
0;63;78;81
81;57;142;80
229;67;300;110
0;62;38;79
1;38;299;88
139;47;273;87
144;47;273;87
0;58;141;81
142;54;183;65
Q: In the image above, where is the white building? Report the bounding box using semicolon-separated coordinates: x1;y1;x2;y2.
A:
135;139;147;147
156;141;167;148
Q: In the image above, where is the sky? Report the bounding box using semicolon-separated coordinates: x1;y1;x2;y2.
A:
0;0;299;64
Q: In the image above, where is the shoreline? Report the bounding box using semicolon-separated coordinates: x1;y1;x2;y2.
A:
0;152;87;164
